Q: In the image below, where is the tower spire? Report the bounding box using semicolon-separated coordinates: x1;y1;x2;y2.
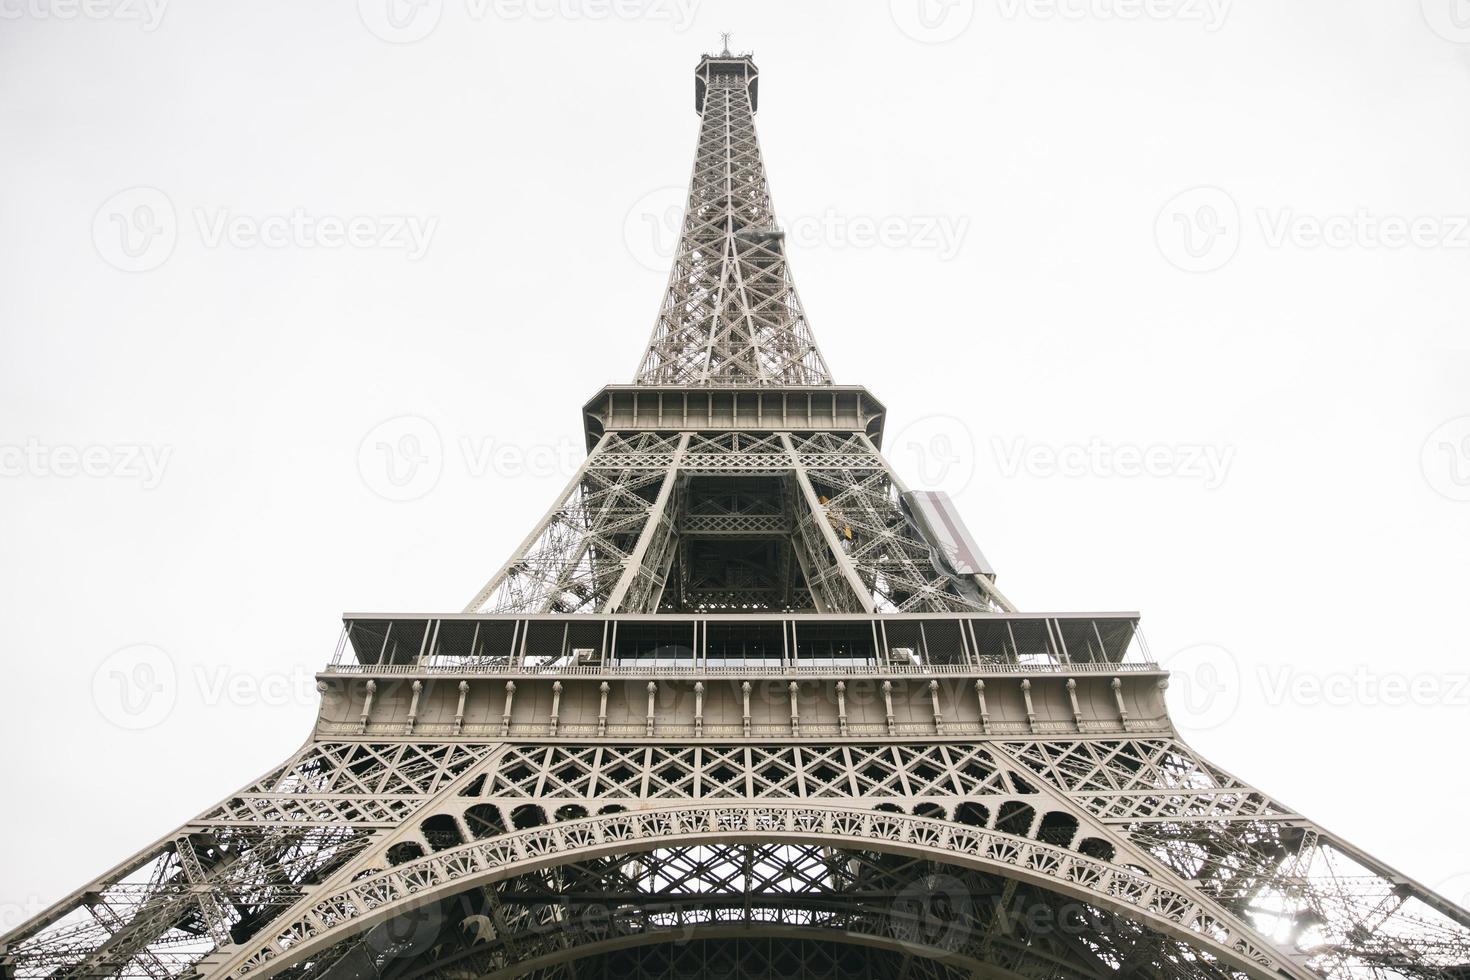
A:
635;50;831;386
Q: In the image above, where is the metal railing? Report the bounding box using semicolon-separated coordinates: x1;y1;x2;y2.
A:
318;659;1162;678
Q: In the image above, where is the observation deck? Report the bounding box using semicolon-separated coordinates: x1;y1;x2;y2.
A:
313;611;1171;742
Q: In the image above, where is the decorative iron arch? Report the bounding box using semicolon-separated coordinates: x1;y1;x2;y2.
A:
210;803;1293;980
307;847;1060;980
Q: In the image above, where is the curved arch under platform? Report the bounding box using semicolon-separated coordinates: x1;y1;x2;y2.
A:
231;850;1269;980
206;804;1294;980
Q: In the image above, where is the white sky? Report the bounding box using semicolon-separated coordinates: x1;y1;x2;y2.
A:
2;0;1469;926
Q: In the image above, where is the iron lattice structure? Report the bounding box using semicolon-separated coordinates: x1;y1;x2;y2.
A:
6;46;1468;980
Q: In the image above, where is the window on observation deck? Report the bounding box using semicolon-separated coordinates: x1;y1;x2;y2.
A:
613;622;696;667
706;622;785;668
1006;619;1056;667
793;623;875;668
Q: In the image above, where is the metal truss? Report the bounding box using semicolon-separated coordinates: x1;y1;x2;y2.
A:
7;731;1468;980
998;737;1470;979
0;743;493;980
510;939;976;980
465;431;995;617
464;433;686;616
635;52;830;386
202;803;1289;980
8;44;1468;980
259;844;1266;980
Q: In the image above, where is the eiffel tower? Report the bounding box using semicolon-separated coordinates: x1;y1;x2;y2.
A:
7;44;1469;980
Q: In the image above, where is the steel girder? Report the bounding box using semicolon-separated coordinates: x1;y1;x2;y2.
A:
8;732;1468;980
463;430;996;616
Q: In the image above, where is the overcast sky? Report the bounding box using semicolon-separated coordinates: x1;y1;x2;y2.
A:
2;0;1469;926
